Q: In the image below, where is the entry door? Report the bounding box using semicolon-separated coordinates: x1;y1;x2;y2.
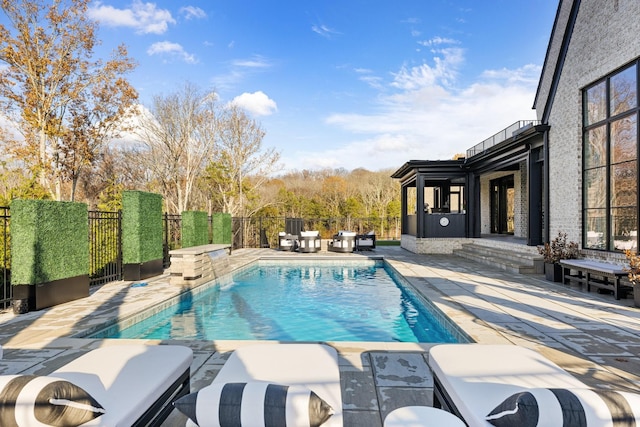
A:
490;176;515;234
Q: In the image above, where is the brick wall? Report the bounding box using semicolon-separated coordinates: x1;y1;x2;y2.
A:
547;0;640;245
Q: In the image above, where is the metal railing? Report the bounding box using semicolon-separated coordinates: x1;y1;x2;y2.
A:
163;214;182;268
0;207;10;310
466;120;541;158
88;210;122;286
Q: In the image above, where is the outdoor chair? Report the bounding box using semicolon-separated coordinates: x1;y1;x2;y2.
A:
356;231;376;250
328;231;356;253
428;344;640;427
278;231;298;251
176;343;343;426
2;344;194;426
298;230;322;253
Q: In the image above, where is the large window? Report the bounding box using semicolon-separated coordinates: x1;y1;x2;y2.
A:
583;62;639;251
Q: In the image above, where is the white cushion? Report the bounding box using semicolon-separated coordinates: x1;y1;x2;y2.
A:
337;231;356;237
174;381;334;427
429;345;588;427
384;406;465;426
50;344;192;426
486;388;640;427
212;344;343;427
300;231;319;237
0;375;105;426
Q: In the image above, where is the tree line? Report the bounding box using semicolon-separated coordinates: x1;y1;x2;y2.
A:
0;0;401;221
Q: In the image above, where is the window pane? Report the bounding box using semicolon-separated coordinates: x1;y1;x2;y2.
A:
611;114;637;163
611;207;638;251
610;64;637;116
585;167;607;208
584;126;607;168
584;81;607;125
611;160;637;207
584;209;606;249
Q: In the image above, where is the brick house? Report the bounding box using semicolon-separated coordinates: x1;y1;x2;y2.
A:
392;0;640;265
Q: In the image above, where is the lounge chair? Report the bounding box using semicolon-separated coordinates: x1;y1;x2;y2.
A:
39;344;192;426
356;231;376;250
278;231;298;251
298;230;322;253
176;343;343;426
328;231;356;253
429;344;640;427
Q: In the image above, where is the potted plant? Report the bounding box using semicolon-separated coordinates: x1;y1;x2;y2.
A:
623;249;640;308
538;231;579;282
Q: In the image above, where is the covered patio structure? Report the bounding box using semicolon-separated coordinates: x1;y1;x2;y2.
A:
392;120;550;254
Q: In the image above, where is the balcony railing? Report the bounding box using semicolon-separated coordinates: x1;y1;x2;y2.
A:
466;120;541;158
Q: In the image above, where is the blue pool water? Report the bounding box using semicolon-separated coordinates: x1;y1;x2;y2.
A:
96;261;461;343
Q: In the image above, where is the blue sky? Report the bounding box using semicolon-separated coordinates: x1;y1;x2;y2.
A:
90;1;557;171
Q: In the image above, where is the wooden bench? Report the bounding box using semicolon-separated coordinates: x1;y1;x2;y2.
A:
559;259;631;300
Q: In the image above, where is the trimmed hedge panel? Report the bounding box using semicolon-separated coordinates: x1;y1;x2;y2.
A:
122;191;163;264
11;199;89;285
212;213;232;245
182;211;209;248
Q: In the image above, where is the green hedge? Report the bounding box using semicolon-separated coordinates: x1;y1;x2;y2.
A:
11;199;88;285
182;210;208;248
122;191;163;264
212;213;232;245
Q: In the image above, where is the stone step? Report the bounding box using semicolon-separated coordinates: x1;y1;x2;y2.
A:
453;242;543;274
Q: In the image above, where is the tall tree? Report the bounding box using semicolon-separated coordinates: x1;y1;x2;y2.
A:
136;83;218;213
206;104;280;216
0;0;136;200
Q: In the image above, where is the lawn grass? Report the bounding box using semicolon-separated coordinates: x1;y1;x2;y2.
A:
376;240;401;246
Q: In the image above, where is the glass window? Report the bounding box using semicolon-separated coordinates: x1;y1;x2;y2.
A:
584;81;607;125
584;167;607;208
610;64;637;116
584;126;607;168
583;60;639;252
611;114;637;163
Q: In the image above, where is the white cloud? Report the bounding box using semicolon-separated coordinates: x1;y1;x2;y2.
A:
231;91;277;116
212;56;273;90
418;37;460;47
147;41;198;64
311;24;341;38
286;48;541;171
88;0;175;34
180;6;206;20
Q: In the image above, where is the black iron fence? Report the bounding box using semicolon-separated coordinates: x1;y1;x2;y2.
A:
88;210;122;286
163;214;182;268
1;207;10;310
0;209;401;310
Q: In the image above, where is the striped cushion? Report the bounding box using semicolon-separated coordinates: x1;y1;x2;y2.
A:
174;381;334;427
486;388;640;427
0;375;105;426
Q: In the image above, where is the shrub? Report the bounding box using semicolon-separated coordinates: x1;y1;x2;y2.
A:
538;231;579;264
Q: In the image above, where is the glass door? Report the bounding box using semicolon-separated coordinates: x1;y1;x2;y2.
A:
490;176;515;234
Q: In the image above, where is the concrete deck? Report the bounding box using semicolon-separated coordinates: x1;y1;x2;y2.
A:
0;246;639;426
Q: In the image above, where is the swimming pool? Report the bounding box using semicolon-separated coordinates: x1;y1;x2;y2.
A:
93;260;464;343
